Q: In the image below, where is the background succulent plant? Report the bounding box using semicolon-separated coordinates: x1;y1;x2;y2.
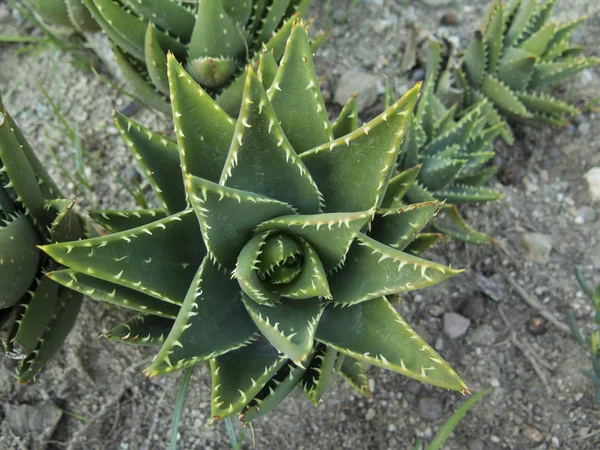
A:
24;0;99;33
42;23;469;423
429;0;600;142
382;80;503;244
82;0;319;114
0;92;87;382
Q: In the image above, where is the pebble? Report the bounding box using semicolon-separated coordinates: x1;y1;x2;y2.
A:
334;70;382;112
440;12;458;26
418;397;443;421
421;0;453;5
467;439;484;450
365;408;376;420
575;206;597;224
443;312;471;339
520;232;553;264
388;424;397;432
522;425;544;443
470;324;496;345
584;168;600;202
574;392;584;401
527;316;547;335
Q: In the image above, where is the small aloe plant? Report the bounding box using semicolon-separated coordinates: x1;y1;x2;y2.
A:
383;79;503;244
25;0;99;33
42;23;469;423
82;0;318;114
0;92;87;382
430;0;600;142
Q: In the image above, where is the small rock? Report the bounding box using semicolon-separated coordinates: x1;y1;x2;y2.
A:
365;408;376;420
458;295;486;321
551;436;560;447
575;206;597;224
467;438;485;450
418;397;443;421
470;324;496;346
443;312;471;339
6;403;63;441
440;12;458;26
574;392;584;401
421;0;453;5
584;168;600;202
388;423;398;432
520;232;552;264
522;425;544;443
434;335;444;352
527;315;547;335
428;305;445;317
578;121;591;135
334;70;382;112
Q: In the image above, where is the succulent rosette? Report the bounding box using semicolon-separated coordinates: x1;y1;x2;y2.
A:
42;23;468;422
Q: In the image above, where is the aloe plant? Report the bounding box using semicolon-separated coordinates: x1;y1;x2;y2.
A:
0;92;87;382
384;80;503;244
42;23;469;423
430;0;600;142
82;0;319;114
25;0;99;32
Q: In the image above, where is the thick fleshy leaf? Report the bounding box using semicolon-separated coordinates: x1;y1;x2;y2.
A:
114;112;185;213
104;314;174;347
339;356;371;397
255;211;372;270
404;233;447;256
481;74;531;117
120;0;195;41
465;31;486;88
332;94;359;139
316;297;468;392
496;48;537;91
256;0;292;43
420;155;466;191
220;68;322;214
241;359;309;422
369;202;442;251
210;337;286;419
380;166;422;209
484;4;505;73
47;269;179;319
431;184;502;204
242;295;321;364
257;48;279;90
268;21;333;153
517;92;579;117
146;257;257;376
41;209;204;305
433;206;491;244
187;176;295;269
89;208;167;233
301;84;420;213
529;58;600;89
17;288;82;382
327;234;459;305
504;0;536;47
167;54;235;181
144;24;170;95
519;22;557;56
0;215;40;309
299;343;340;405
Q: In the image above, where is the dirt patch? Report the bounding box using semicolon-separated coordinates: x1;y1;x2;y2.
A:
1;1;599;449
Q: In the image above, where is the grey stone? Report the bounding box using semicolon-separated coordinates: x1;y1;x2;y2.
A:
575;206;597;224
520;232;553;264
334;70;382;112
443;312;471;339
584;168;600;202
421;0;453;6
468;439;485;450
470;324;497;346
418;397;443;421
365;408;376;420
6;403;63;441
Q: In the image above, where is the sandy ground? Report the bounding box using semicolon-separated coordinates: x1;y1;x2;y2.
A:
1;0;599;449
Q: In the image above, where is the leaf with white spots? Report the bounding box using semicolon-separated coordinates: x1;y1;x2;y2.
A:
104;314;174;347
88;208;168;234
316;297;468;392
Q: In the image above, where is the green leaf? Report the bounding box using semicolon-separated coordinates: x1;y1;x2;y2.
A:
120;0;195;41
301;83;419;213
220;68;322;214
210;336;286;419
481;74;531;117
404;233;447;256
147;257;257;376
519;22;556;56
433;206;491;244
497;48;537;91
380;166;422;209
104;314;174;347
299;343;340;405
257;48;279;90
370;202;442;251
431;184;503;204
88;209;167;233
332;94;359;139
256;0;292;44
187;175;295;269
327;234;459;305
255;211;372;270
167;54;235;182
268;20;333;153
339;356;371;397
420;155;467;192
47;269;179;319
529;58;600;89
465;31;486;89
114;112;185;213
241;359;309;422
242;295;322;364
517;92;579;117
0;215;40;309
316;297;468;392
483;4;505;74
504;0;536;47
41;209;205;305
144;23;170;95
